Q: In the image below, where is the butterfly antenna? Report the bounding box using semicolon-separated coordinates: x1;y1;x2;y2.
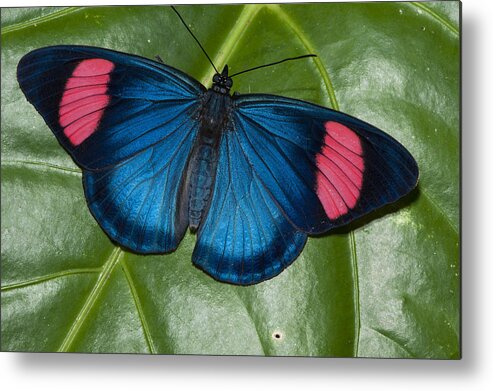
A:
229;54;317;78
171;6;219;74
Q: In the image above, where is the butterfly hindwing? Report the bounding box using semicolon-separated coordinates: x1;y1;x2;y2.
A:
83;120;198;253
193;130;308;285
17;45;204;252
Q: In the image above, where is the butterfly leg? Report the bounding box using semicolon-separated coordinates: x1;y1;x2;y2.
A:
155;55;165;63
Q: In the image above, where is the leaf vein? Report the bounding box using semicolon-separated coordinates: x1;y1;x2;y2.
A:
349;232;361;356
1;268;101;291
266;4;339;110
369;327;416;358
120;258;157;354
2;159;81;175
57;247;124;352
410;2;459;36
200;4;263;86
1;7;83;35
420;187;459;236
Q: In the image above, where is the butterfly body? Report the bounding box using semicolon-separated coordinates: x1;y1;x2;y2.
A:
187;66;233;230
17;45;418;285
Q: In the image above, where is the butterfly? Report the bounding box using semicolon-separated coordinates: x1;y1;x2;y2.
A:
17;35;418;285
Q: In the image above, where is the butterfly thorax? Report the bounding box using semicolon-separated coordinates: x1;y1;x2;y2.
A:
199;89;233;129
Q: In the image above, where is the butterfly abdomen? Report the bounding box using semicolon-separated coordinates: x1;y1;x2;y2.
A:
188;139;220;231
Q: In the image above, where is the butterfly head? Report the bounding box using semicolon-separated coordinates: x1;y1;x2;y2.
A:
212;65;233;95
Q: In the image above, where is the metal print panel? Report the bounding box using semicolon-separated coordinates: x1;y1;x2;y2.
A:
1;2;460;358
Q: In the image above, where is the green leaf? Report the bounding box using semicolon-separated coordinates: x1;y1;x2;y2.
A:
1;2;460;357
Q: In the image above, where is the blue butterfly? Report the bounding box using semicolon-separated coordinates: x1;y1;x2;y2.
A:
17;34;418;285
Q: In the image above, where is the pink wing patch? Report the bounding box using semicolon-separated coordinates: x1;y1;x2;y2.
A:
59;59;114;146
316;121;365;220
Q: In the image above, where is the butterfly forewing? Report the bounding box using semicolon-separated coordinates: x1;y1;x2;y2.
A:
17;45;205;169
231;94;419;233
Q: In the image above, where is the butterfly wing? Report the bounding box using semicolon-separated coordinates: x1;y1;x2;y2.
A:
82;125;197;253
192;129;308;285
17;45;204;169
17;45;204;252
231;94;419;233
193;93;418;284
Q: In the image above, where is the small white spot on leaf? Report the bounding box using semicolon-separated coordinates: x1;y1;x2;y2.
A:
272;331;283;341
